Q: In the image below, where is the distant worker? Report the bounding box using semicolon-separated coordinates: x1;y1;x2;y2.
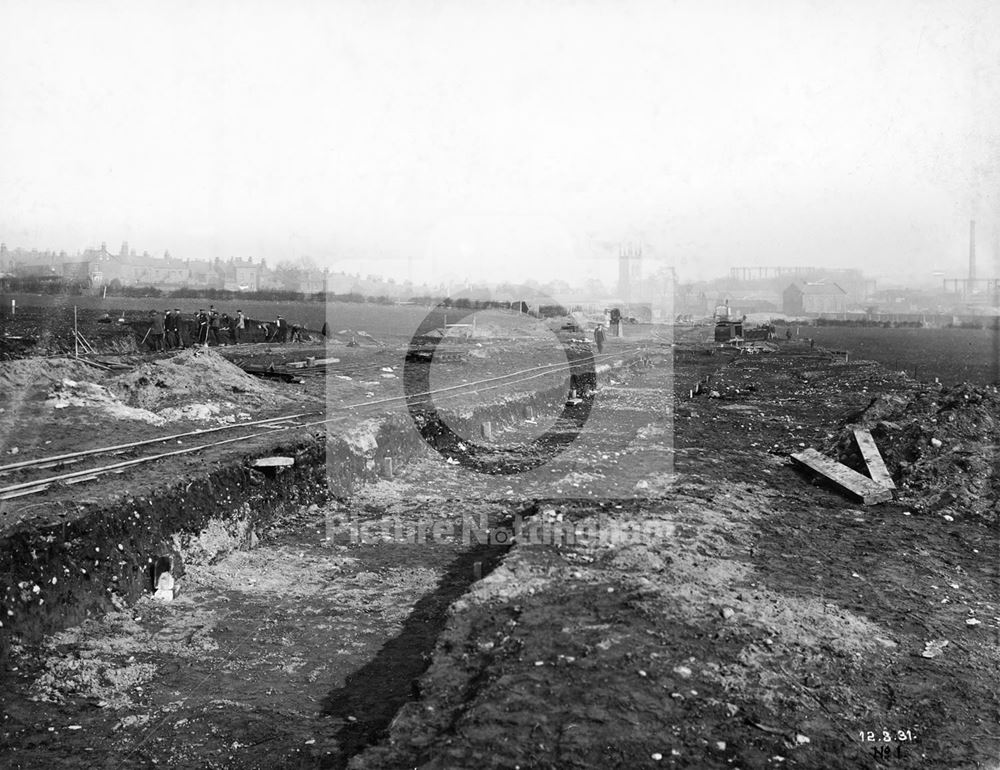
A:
197;309;209;346
321;320;329;338
98;312;112;324
276;315;288;343
163;309;174;349
609;308;622;337
593;324;606;354
785;328;791;341
290;321;303;343
148;310;165;352
230;310;242;344
234;309;245;343
208;305;222;346
172;308;185;348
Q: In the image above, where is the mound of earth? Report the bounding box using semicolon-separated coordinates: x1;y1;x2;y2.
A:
109;348;289;410
0;357;103;392
829;382;1000;521
46;379;165;425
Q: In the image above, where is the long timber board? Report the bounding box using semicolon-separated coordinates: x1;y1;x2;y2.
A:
791;448;893;505
852;428;896;490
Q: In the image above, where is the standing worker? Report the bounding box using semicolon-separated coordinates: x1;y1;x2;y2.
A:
208;305;222;346
163;309;173;349
609;308;622;337
197;309;209;346
148;310;165;352
233;309;245;344
593;324;606;354
172;308;185;348
276;315;288;343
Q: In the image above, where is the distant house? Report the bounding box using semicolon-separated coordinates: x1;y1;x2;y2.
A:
783;282;847;316
298;269;328;294
223;258;262;291
115;253;189;286
185;259;223;289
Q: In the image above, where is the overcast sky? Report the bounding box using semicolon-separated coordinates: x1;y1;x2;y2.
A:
1;0;998;285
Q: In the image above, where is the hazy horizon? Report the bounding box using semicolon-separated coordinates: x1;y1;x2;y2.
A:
2;0;999;287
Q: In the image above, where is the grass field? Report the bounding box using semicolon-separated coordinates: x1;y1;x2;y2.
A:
0;293;436;339
4;293;997;385
803;325;1000;386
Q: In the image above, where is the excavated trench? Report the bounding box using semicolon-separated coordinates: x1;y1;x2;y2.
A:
1;356;649;768
0;445;531;768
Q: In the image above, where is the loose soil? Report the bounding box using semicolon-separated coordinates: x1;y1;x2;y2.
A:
1;333;997;770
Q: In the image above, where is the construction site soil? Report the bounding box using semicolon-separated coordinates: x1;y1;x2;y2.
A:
0;332;998;770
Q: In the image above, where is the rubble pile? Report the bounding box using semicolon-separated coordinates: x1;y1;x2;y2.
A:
109;348;289;410
831;382;1000;520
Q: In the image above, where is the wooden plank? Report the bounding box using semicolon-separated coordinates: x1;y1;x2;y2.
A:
852;428;896;489
791;448;893;505
252;456;295;469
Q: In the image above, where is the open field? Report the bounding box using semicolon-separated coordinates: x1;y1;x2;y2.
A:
0;295;600;359
0;293;433;340
800;325;999;386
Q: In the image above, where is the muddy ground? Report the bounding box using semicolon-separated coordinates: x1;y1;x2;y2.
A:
1;337;998;769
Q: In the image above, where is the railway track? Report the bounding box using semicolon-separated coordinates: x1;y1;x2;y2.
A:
0;349;639;501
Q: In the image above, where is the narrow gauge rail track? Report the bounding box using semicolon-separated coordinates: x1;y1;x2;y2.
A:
0;350;635;501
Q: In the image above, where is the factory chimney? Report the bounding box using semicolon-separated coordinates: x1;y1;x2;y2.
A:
969;219;976;281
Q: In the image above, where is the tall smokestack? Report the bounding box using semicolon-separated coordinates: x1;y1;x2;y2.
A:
969;219;976;281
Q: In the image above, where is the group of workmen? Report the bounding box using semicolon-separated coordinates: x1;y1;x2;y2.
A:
144;306;307;351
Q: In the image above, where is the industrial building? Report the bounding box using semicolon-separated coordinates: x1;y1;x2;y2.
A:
782;282;848;316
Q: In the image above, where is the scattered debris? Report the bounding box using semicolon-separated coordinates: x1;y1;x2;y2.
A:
920;639;949;659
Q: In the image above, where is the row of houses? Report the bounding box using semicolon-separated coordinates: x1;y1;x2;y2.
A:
0;242;324;293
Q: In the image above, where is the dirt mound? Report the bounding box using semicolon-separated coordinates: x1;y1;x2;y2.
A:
0;357;103;392
47;379;165;425
829;382;1000;520
109;348;288;410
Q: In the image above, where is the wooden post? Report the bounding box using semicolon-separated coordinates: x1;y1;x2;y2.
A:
74;306;79;357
